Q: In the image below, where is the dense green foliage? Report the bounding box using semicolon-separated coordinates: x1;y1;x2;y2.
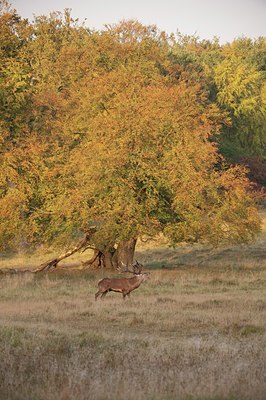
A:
0;1;264;253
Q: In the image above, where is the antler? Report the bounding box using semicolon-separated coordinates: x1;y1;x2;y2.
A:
133;260;143;274
118;261;144;275
118;262;135;274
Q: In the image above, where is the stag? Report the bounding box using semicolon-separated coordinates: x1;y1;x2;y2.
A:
95;261;150;300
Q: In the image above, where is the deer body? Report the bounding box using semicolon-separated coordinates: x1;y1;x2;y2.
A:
95;273;149;300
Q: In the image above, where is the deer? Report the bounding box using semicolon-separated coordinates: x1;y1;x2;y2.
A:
95;261;150;301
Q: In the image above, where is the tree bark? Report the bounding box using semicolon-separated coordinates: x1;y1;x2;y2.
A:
81;238;137;270
112;238;137;269
34;229;96;272
33;238;137;272
81;249;102;269
0;234;138;274
81;247;116;270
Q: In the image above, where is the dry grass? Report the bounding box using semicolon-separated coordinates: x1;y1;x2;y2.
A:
0;211;265;400
0;265;265;400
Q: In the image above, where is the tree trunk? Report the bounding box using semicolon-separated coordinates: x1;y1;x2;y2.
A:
81;248;115;270
112;238;137;269
81;249;102;269
81;238;137;270
0;233;138;274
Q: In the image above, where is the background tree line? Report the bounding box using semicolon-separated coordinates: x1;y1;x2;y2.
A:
0;1;265;268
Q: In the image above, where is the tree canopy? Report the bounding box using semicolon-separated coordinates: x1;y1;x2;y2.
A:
0;2;264;268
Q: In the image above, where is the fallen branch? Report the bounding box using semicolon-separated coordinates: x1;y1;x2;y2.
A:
34;229;97;273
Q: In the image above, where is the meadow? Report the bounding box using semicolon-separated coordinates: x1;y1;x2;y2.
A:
0;212;265;400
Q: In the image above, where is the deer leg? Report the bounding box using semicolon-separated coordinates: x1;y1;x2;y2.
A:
100;291;108;299
122;291;127;300
95;291;101;301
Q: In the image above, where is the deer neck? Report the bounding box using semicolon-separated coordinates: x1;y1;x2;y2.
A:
130;275;144;288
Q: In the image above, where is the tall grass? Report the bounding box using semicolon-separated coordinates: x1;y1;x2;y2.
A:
0;211;265;399
0;264;265;400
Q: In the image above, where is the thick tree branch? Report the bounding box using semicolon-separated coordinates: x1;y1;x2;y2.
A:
34;228;97;272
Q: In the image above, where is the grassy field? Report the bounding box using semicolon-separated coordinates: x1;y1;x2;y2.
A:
0;212;265;400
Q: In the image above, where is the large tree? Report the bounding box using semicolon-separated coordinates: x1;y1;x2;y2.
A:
214;55;266;157
0;11;261;269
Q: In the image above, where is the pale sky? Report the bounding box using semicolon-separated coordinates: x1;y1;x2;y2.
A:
11;0;266;43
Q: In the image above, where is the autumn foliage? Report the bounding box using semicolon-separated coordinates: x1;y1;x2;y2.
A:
0;2;264;267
